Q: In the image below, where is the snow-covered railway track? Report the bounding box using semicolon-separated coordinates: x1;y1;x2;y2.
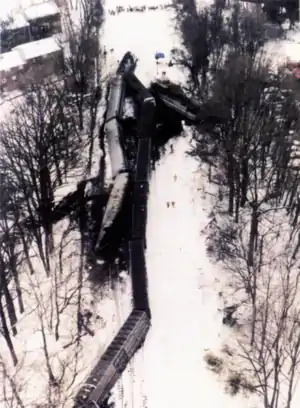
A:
74;52;154;408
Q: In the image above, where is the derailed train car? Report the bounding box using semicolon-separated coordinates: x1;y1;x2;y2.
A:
123;71;149;104
94;172;131;251
150;79;201;124
76;51;206;408
128;87;155;314
116;51;138;75
95;100;129;252
105;114;128;179
95;54;138;253
103;51;138;179
95;56;156;253
131;89;155;244
74;310;150;408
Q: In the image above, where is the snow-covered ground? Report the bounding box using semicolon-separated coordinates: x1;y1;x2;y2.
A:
0;217;133;406
114;136;260;408
102;1;258;407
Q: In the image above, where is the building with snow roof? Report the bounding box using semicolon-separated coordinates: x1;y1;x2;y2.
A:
23;1;62;42
0;36;64;93
0;1;62;54
0;50;26;92
14;36;64;78
0;13;30;53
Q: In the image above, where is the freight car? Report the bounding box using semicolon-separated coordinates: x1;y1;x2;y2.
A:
74;310;150;408
150;79;201;124
96;57;156;252
131;181;149;242
136;95;156;140
135;138;151;182
95;94;130;251
95;54;132;252
130;90;154;242
134;94;155;180
105;117;128;178
116;51;138;75
129;239;150;315
123;71;150;103
94;172;131;252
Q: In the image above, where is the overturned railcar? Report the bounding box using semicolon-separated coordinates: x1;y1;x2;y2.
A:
150;80;201;124
131;181;149;241
105;118;128;178
74;310;150;408
135;138;151;182
106;75;125;123
94;172;131;253
129;239;150;315
105;74;127;179
136;95;156;140
124;72;149;103
96;62;130;251
97;58;156;252
116;51;138;75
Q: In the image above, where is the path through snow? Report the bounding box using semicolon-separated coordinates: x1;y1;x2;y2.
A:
112;132;257;407
102;1;258;407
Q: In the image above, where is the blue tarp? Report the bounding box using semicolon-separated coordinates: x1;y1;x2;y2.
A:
155;51;165;60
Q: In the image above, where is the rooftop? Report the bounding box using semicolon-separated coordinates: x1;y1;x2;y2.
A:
0;0;34;23
14;36;61;60
23;1;60;21
9;12;30;29
0;50;26;71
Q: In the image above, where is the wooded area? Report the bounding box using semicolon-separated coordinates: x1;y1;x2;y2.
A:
0;0;106;406
173;0;300;406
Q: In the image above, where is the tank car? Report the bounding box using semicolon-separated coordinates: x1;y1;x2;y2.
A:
74;310;150;408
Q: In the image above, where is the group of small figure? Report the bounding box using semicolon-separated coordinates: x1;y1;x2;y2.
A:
166;174;177;208
108;3;173;15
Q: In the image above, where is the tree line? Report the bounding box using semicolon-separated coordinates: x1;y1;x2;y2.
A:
174;0;300;407
0;0;107;406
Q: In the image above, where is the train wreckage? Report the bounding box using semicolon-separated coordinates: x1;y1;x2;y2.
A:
95;52;202;255
73;51;202;407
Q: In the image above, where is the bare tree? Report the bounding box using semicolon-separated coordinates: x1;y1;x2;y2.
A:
237;254;300;408
174;0;298;222
0;82;81;274
215;209;300;407
0;357;25;407
63;0;104;131
175;2;300;407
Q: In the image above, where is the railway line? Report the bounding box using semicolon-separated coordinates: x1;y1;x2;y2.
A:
73;51;201;408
